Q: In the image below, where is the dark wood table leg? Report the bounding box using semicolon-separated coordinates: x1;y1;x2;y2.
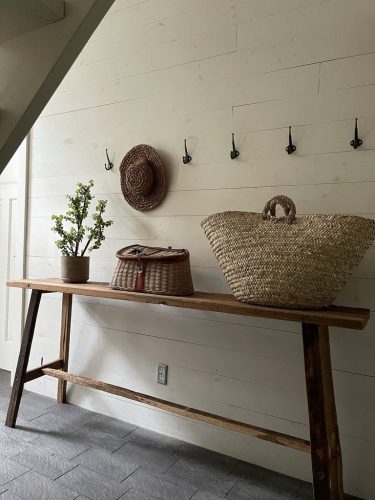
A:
302;323;344;500
57;293;72;404
5;290;42;427
317;325;344;500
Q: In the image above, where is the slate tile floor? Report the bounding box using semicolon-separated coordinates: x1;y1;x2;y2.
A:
0;370;359;500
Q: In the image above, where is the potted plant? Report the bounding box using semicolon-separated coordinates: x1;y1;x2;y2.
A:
51;180;113;283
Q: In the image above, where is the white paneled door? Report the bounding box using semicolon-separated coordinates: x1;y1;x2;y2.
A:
0;141;27;371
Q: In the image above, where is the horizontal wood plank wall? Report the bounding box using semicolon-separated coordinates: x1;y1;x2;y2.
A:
25;0;375;497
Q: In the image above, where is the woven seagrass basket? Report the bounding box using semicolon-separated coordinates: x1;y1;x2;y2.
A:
110;244;194;296
201;195;375;309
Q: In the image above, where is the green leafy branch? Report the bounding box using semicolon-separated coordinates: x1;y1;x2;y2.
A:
51;180;113;257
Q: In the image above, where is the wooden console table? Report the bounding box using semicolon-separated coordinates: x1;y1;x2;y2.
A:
5;278;370;500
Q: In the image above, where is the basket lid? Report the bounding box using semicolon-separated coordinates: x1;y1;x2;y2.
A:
116;244;190;262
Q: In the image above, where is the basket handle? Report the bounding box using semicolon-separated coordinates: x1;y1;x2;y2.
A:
262;195;296;224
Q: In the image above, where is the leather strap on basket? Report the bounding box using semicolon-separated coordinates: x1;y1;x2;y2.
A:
134;257;146;292
262;195;296;224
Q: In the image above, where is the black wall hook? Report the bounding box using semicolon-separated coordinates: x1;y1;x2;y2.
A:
230;133;240;159
350;118;363;149
182;139;192;164
105;148;114;170
285;126;296;155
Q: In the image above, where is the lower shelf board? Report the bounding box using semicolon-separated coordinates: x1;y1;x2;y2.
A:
42;368;310;453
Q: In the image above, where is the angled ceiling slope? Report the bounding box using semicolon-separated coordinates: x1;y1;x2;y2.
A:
0;0;65;43
0;0;115;175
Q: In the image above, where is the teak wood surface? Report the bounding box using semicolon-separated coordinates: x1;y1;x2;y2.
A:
7;278;370;329
6;278;369;500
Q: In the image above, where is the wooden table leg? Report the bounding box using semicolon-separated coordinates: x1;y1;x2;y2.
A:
302;323;344;500
317;325;344;500
5;290;42;427
57;293;72;404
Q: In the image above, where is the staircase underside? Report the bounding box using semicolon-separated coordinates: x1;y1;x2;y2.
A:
0;0;115;175
0;0;65;43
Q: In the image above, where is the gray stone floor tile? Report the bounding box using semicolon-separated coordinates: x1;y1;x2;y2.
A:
113;441;179;474
73;447;140;482
230;461;266;481
83;412;137;438
128;428;183;453
295;483;312;500
0;384;11;398
29;406;92;434
0;491;23;499
0;433;25;460
11;441;77;480
176;444;238;475
230;461;301;498
31;430;90;460
0;398;10;416
226;478;296;500
24;412;77;434
47;403;95;421
164;458;235;495
56;465;129;500
0;392;53;422
120;489;157;500
190;491;227;500
22;390;54;409
0;417;40;444
0;455;29;486
70;424;128;453
295;483;361;500
6;470;79;500
122;468;197;500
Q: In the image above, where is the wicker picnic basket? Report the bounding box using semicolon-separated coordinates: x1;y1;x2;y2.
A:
110;244;194;296
201;195;375;309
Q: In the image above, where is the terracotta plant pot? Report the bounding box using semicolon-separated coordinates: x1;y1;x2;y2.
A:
61;256;90;283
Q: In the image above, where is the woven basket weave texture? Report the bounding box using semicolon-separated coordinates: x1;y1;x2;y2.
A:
120;145;167;212
201;195;375;309
111;245;194;296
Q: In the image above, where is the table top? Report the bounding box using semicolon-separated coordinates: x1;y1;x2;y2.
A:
7;278;370;330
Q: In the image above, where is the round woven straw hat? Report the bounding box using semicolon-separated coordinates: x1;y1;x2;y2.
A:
120;145;167;211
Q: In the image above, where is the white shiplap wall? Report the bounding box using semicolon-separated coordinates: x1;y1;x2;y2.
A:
25;0;375;497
